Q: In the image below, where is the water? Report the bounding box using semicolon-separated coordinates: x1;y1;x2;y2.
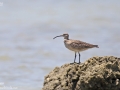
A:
0;0;120;90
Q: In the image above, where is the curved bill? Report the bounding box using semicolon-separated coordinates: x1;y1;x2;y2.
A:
53;35;63;39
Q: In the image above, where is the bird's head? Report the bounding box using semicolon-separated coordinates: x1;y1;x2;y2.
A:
53;33;69;40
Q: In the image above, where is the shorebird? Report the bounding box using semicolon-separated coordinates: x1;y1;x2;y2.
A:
53;33;99;63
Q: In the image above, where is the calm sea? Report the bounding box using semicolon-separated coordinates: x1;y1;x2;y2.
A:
0;0;120;90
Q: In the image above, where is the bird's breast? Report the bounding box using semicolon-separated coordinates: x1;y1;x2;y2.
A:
64;40;78;52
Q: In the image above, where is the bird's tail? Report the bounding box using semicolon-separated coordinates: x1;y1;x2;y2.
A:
94;45;99;48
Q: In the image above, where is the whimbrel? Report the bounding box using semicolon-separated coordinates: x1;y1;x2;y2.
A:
53;33;99;63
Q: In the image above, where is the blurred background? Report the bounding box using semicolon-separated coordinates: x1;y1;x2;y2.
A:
0;0;120;90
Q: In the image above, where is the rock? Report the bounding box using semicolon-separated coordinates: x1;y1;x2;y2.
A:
42;56;120;90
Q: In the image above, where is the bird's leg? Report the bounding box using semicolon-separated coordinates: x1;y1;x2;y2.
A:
74;52;76;63
78;52;81;63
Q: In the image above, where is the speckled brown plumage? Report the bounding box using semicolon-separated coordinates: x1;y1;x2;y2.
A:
53;33;99;63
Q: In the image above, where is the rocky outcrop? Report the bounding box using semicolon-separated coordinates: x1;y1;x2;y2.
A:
42;56;120;90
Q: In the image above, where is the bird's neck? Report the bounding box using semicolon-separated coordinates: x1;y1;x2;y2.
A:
64;38;69;40
64;37;69;40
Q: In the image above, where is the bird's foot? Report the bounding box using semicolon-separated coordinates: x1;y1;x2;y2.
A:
70;62;77;64
78;62;81;64
70;62;81;64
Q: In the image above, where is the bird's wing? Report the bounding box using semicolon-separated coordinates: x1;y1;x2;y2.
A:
70;40;95;49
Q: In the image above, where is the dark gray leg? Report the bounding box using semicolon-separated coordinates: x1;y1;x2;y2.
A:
74;52;76;63
78;52;81;63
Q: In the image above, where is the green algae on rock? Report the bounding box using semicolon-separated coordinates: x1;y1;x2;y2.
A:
42;56;120;90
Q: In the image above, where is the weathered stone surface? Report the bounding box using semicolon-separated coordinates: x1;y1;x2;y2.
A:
42;56;120;90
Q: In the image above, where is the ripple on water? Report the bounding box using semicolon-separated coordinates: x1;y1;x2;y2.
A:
0;55;11;61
